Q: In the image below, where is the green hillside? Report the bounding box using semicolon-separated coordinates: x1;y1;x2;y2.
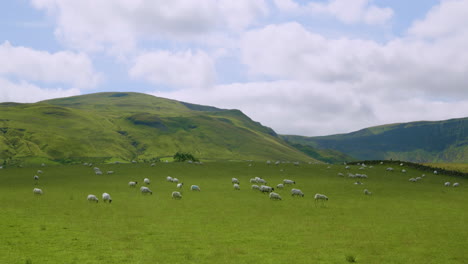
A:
281;117;468;163
0;92;315;165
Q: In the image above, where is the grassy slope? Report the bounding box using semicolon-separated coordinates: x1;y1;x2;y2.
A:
281;117;468;163
0;162;467;264
0;92;313;164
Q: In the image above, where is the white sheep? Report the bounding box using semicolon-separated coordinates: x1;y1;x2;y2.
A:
140;186;152;195
269;192;282;200
337;173;344;177
276;183;284;189
166;176;173;182
129;181;138;187
283;179;295;185
172;178;179;184
453;183;460;187
177;183;184;189
232;178;240;184
233;183;240;190
95;170;103;175
144;178;150;185
150;163;156;167
354;181;363;185
364;189;372;195
249;178;257;183
251;184;260;190
401;169;406;173
314;194;328;204
33;188;43;195
444;182;451;187
191;185;200;191
102;193;112;203
106;171;114;174
172;191;182;199
34;175;39;180
259;185;274;193
87;194;99;203
37;170;43;174
256;178;267;184
409;178;417;182
434;170;438;174
386;167;394;171
291;188;304;197
416;177;422;181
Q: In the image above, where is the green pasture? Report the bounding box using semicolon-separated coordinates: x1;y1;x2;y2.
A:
0;162;467;264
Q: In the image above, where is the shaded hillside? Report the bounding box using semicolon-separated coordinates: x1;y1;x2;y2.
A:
281;117;468;163
0;92;315;165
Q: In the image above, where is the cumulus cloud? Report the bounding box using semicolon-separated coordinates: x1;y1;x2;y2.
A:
274;0;393;25
0;41;101;88
31;0;269;54
0;77;80;103
129;50;215;89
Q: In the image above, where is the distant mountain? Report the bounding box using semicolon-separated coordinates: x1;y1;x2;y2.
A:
0;92;316;165
281;117;468;163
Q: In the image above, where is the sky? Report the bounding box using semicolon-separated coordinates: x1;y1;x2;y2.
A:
1;0;467;136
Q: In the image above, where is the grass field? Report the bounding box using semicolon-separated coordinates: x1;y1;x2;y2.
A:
1;162;467;264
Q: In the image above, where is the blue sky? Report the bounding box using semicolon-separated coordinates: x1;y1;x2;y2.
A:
1;0;467;136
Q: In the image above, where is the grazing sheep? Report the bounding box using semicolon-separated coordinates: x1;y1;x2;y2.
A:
256;178;267;184
434;170;438;174
177;183;184;189
314;194;328;204
172;191;182;199
283;179;295;185
345;166;350;169
128;181;138;187
106;171;114;174
354;181;363;185
337;173;344;177
259;185;274;193
409;178;418;182
144;178;150;185
172;178;179;184
150;163;156;167
401;169;406;173
37;170;43;174
416;177;422;181
102;193;112;203
400;163;404;166
140;186;152;195
233;183;240;190
364;189;372;195
95;170;103;175
191;185;201;191
386;167;394;171
166;176;173;182
266;160;271;165
291;188;304;197
453;183;460;187
232;178;240;184
250;178;257;183
276;183;284;189
444;182;451;187
87;194;99;203
421;174;426;178
269;192;282;200
33;188;43;195
251;184;260;190
34;175;39;180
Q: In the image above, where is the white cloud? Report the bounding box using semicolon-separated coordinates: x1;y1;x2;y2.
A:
0;41;101;88
31;0;269;54
129;50;215;89
0;77;80;103
274;0;393;25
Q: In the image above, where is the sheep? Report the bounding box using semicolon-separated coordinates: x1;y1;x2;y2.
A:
140;186;152;195
401;169;406;173
34;175;39;180
144;178;150;185
380;161;384;165
354;181;363;185
400;163;404;166
128;181;138;187
386;167;394;171
416;177;422;181
249;178;257;183
364;189;372;195
191;185;201;191
421;174;426;178
266;160;271;165
314;194;328;205
87;194;99;203
409;178;417;182
337;173;344;177
259;185;274;193
150;163;156;167
276;183;284;189
291;188;304;197
434;170;438;174
102;193;112;203
233;183;240;190
33;188;43;195
172;191;182;199
269;192;282;200
444;182;451;187
453;183;460;187
256;178;267;184
172;178;179;184
283;179;295;185
177;183;184;189
37;170;43;174
251;184;260;190
95;170;103;175
345;166;350;169
232;178;240;184
106;171;114;174
166;176;173;182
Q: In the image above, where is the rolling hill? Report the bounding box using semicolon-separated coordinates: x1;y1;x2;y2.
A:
0;92;316;165
281;117;468;163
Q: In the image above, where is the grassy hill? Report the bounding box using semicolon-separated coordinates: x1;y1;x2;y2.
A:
281;117;468;163
0;92;315;165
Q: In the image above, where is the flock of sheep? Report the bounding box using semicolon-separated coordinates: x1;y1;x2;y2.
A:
30;161;461;204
